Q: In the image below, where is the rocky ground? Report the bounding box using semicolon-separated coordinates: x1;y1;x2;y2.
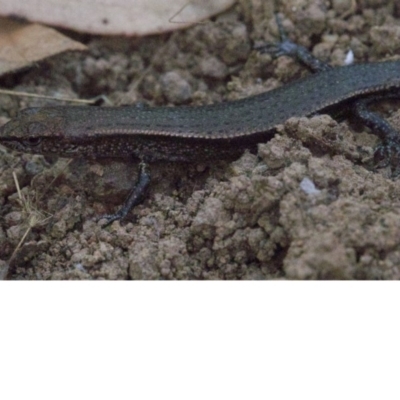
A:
1;0;400;279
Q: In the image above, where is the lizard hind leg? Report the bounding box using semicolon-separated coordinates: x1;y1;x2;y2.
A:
353;97;400;177
254;13;332;73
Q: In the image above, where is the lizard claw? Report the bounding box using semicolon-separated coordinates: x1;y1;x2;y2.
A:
96;211;126;228
254;13;301;59
374;139;400;177
255;39;301;58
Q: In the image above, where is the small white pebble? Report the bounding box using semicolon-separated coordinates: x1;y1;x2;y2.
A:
344;49;354;65
300;177;320;195
75;263;87;273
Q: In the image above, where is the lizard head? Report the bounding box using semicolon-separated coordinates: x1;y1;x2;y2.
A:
0;107;67;155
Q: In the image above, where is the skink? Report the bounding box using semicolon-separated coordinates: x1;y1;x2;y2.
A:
1;18;400;224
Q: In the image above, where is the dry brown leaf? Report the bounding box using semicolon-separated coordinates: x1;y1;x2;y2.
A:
0;0;236;36
0;17;87;76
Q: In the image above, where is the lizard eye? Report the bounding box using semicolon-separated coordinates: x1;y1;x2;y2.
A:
24;137;42;146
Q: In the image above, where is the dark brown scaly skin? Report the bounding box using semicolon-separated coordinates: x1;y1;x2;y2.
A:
2;18;400;223
2;60;400;162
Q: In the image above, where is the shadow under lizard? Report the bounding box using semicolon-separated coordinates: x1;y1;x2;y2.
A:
1;15;400;225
